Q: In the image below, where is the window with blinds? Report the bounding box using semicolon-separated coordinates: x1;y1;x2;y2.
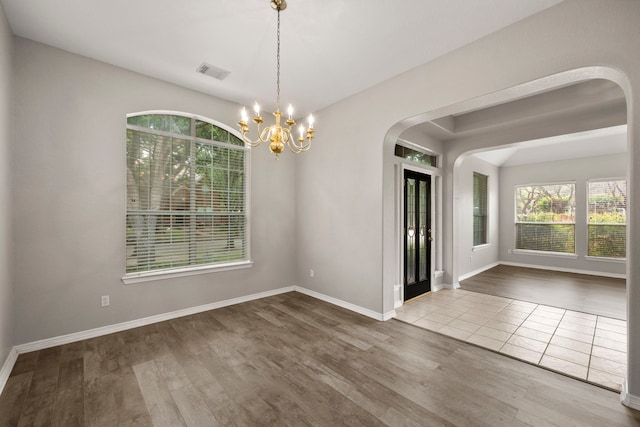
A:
588;179;626;258
515;183;575;254
473;172;488;246
125;113;248;275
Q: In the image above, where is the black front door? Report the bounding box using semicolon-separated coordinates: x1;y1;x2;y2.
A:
404;170;432;301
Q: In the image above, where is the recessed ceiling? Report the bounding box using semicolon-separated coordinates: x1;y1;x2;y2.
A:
0;0;562;115
473;125;628;167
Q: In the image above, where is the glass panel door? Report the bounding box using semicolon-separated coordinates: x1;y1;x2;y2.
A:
404;170;431;301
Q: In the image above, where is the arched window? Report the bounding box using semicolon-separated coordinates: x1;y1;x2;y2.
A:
124;112;249;281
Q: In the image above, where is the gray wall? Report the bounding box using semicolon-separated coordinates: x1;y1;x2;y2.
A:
298;0;640;396
457;156;500;278
0;2;14;365
12;38;296;344
500;154;627;276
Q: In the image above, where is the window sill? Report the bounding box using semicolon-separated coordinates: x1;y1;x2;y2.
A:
122;260;253;285
512;249;578;259
584;256;627;263
472;244;491;251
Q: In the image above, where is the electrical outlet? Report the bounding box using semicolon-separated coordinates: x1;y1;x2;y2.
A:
309;269;315;278
101;295;110;307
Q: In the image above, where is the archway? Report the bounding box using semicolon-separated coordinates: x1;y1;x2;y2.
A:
381;66;637;407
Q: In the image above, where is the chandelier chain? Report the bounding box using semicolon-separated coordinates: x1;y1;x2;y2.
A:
276;8;281;111
237;0;314;158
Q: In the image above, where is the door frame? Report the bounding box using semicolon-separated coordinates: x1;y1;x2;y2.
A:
403;169;432;300
396;161;442;306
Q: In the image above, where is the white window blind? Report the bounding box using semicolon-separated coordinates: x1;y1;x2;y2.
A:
515;183;575;254
126;113;248;275
588;180;626;258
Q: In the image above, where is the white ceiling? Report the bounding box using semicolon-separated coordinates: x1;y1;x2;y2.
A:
473;125;628;167
0;0;562;116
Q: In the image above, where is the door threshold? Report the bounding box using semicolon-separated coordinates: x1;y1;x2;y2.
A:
404;291;431;304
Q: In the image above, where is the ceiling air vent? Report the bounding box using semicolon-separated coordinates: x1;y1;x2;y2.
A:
196;62;230;80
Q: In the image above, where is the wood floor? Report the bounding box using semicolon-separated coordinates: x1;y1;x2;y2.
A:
1;292;639;426
460;265;626;320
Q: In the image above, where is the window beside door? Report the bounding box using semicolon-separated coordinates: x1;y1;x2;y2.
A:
473;172;488;246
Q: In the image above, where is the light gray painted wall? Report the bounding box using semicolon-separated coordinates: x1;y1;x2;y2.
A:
457;156;499;278
12;38;296;344
296;0;640;396
0;2;14;365
499;153;627;276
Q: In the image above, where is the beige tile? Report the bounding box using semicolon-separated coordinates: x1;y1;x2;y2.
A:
597;316;627;327
589;356;626;377
475;326;513;342
457;312;492;325
432;306;468;318
413;317;446;332
533;305;565;316
556;321;595;336
540;355;588;380
483;319;519;334
544;344;590;366
593;336;627;353
563;310;597;322
594;328;627;344
466;306;503;317
588;368;624;391
502;306;535;316
508;300;538;310
423;312;456;325
466;334;506;351
553;327;594;344
500;343;543;364
514;327;552;343
596;321;627;335
591;346;627;364
506;335;549;353
394;311;423;323
559;316;597;329
526;314;561;327
520;319;557;334
449;319;482;333
438;325;473;341
549;335;592;354
490;313;528;326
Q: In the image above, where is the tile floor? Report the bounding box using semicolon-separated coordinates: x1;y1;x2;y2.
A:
395;288;628;391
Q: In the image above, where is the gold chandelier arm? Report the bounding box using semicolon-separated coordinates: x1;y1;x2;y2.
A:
237;0;316;158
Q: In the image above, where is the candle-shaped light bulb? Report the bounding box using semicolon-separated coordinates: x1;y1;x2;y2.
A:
287;104;293;119
308;114;314;129
241;107;248;123
299;125;304;139
253;102;260;116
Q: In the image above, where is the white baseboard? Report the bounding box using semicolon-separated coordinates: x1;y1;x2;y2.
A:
500;261;626;279
0;347;18;396
621;380;640;410
14;286;295;354
458;262;500;282
294;286;393;321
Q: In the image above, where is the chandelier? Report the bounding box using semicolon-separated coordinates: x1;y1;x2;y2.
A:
238;0;315;158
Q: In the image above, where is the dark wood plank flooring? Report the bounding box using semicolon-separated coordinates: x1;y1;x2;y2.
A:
460;265;626;320
1;292;638;426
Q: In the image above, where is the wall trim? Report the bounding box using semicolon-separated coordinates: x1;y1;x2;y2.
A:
621;381;640;410
0;347;18;396
500;261;626;279
294;286;393;321
14;286;295;354
458;262;500;282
